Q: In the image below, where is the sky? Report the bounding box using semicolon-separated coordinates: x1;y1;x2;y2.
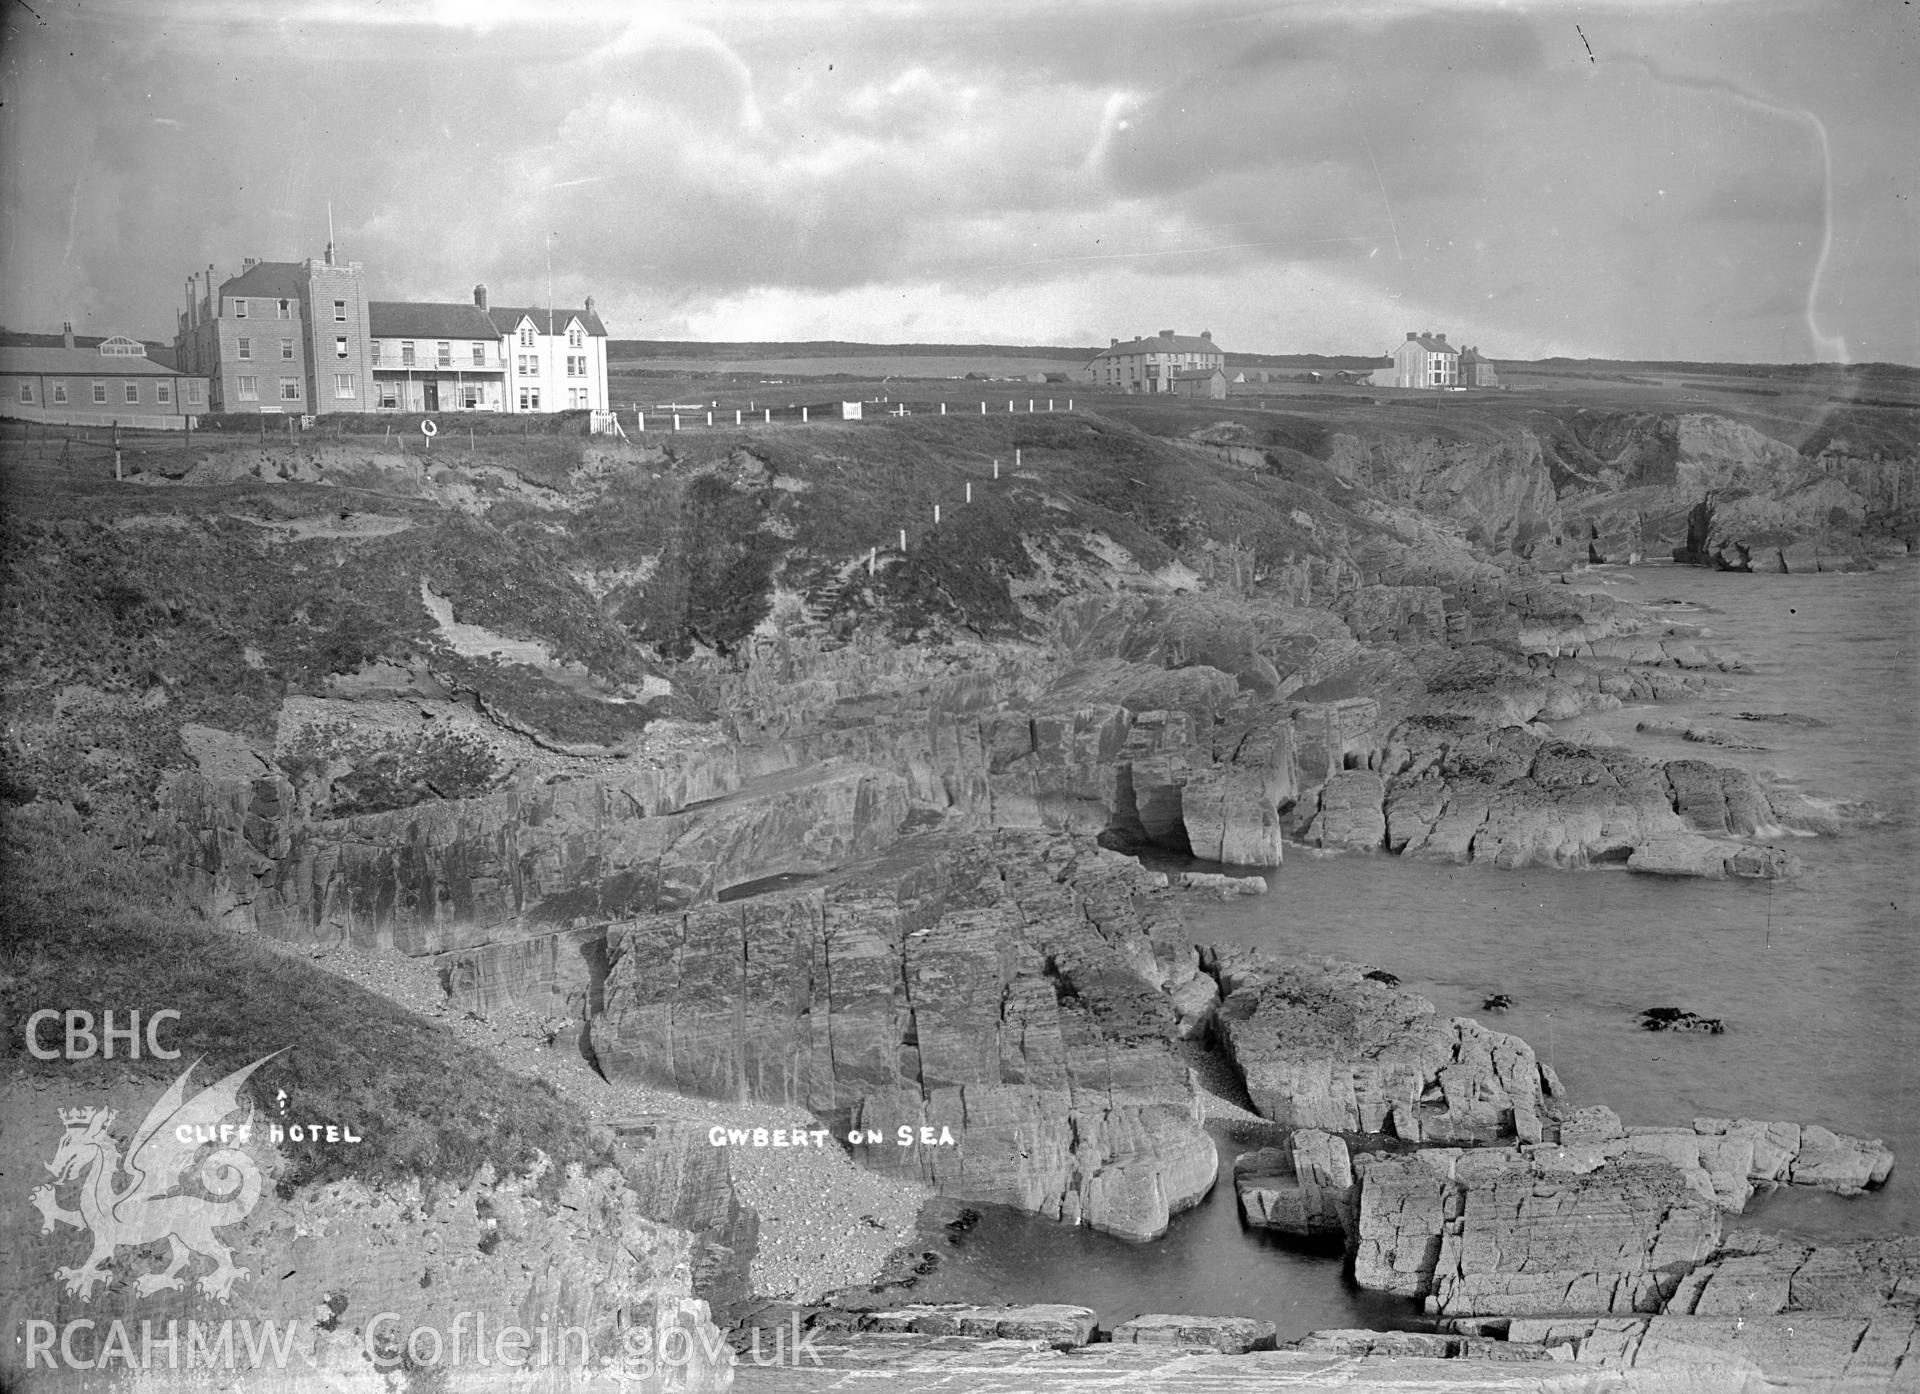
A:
1;0;1914;363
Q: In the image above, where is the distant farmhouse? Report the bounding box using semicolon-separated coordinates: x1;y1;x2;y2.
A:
175;249;608;416
1367;331;1497;389
1083;329;1226;393
0;326;209;430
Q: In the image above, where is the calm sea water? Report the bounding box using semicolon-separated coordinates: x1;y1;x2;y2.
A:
912;558;1919;1338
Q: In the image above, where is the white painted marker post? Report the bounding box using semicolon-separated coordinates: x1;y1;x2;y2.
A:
868;547;876;574
933;504;941;524
735;410;742;426
979;401;986;415
899;528;907;552
673;414;681;430
707;411;714;426
802;407;809;423
965;481;972;503
764;409;771;424
941;402;947;414
993;458;1000;479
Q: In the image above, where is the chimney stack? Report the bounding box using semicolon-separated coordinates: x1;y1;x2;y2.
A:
1407;331;1417;340
584;295;595;318
62;321;74;349
1200;329;1211;340
474;284;489;311
1159;328;1175;339
1110;338;1119;347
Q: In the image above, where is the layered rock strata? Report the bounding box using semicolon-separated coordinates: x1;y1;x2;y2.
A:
592;832;1217;1241
1232;1130;1353;1237
1350;1146;1723;1316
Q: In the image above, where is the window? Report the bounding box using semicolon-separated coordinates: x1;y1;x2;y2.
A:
188;382;203;404
567;326;583;349
124;382;140;404
335;336;349;360
401;341;415;367
237;338;252;360
282;339;295;360
461;385;479;409
280;379;301;401
371;341;383;365
470;342;485;366
157;383;172;404
519;387;540;410
236;377;258;401
17;382;32;403
518;354;538;376
233;298;248;318
52;381;67;403
519;326;534;347
92;382;107;403
277;298;291;318
378;383;399;409
566;355;585;377
436;341;451;367
334;373;356;399
333;300;346;323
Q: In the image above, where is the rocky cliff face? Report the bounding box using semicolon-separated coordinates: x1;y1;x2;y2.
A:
592;832;1217;1242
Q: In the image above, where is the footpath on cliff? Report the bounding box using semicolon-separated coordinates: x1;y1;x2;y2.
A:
1;381;1914;1390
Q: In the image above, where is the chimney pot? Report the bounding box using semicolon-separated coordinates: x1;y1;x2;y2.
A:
1201;329;1211;340
474;284;488;310
1110;338;1119;347
62;321;74;350
1159;328;1175;338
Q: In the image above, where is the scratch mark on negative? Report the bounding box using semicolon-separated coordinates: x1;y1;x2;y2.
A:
1577;24;1596;64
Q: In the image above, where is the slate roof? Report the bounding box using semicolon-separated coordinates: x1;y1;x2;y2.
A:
0;345;191;377
219;262;308;300
1173;367;1226;380
1088;332;1223;361
488;305;608;338
1399;334;1458;354
369;301;505;340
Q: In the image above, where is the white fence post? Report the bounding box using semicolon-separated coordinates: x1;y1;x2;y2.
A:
965;481;972;503
1048;399;1054;411
802;406;809;423
1015;448;1022;468
637;411;645;432
979;401;986;415
707;411;714;426
673;413;681;430
940;402;947;415
899;528;907;552
764;408;771;424
735;410;742;426
1028;399;1034;412
933;504;941;524
1008;400;1014;412
868;546;876;574
993;458;999;479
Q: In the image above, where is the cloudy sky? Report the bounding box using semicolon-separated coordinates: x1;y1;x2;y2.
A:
2;0;1913;362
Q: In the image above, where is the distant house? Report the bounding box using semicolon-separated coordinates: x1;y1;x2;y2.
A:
1171;366;1228;400
0;325;208;429
1458;346;1499;388
369;294;508;413
1387;331;1460;389
1082;329;1227;393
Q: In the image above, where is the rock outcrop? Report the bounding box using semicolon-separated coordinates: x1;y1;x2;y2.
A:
1206;953;1560;1143
593;832;1217;1241
1232;1129;1353;1237
1350;1145;1723;1317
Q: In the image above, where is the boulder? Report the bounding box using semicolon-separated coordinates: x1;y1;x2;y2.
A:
1299;769;1387;851
1208;955;1557;1144
859;1303;1098;1348
1111;1314;1278;1353
1233;1129;1353;1237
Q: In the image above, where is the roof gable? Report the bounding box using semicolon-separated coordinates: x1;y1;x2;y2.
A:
489;306;607;338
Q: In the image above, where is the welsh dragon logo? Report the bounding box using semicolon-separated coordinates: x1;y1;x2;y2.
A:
29;1054;277;1303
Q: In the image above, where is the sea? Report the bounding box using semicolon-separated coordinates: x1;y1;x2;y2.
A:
905;557;1920;1340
